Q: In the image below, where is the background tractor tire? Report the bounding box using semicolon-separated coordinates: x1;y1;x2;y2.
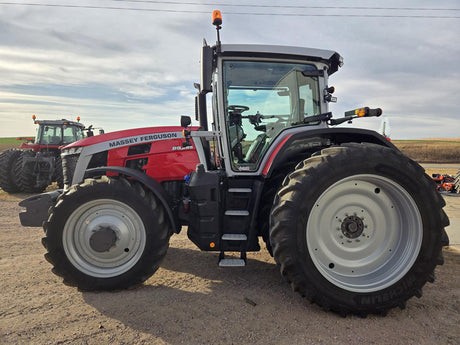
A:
42;176;171;291
270;143;449;316
14;150;48;193
0;149;22;193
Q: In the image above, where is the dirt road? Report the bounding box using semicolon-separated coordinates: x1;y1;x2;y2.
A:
1;190;459;345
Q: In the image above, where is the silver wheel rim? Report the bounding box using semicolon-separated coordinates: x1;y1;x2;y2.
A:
307;174;422;293
63;199;146;278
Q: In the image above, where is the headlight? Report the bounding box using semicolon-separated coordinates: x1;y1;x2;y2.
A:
61;146;82;155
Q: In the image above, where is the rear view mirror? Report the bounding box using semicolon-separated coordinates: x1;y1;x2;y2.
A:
201;43;213;93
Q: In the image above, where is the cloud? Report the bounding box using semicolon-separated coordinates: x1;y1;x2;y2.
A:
0;1;459;138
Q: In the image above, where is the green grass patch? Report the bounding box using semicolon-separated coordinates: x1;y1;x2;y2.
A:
0;137;24;145
0;137;34;153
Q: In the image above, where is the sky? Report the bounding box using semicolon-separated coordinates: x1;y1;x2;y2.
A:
0;0;459;139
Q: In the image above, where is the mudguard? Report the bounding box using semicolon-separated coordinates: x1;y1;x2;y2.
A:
84;167;180;232
263;127;396;178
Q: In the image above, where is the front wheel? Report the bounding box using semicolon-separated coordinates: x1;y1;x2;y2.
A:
43;176;171;290
270;143;449;316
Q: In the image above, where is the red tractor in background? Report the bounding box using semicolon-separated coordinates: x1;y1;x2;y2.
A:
0;115;101;193
19;12;449;317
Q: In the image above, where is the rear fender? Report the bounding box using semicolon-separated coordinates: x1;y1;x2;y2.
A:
85;167;180;233
263;128;396;178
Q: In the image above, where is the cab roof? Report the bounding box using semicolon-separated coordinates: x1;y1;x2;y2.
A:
36;119;85;128
219;44;343;75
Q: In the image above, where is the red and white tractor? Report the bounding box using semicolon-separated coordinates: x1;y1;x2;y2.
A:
0;116;91;193
19;12;449;316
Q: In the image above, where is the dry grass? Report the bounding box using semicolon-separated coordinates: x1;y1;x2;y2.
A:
392;139;460;163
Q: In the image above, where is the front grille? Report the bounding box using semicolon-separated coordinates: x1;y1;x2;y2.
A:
62;154;79;186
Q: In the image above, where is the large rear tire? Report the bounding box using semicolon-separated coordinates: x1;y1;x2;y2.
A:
42;176;171;291
0;149;22;193
14;150;48;193
270;143;449;316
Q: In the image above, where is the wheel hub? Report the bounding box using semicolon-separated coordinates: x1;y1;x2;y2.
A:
341;215;364;239
89;227;118;252
307;174;423;292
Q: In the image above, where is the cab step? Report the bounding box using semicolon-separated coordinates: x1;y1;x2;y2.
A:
218;241;247;267
222;234;247;241
224;210;249;216
228;188;252;193
218;258;246;267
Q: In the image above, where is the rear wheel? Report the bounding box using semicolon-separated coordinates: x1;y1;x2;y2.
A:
14;150;49;193
270;143;448;316
0;149;22;193
43;176;171;290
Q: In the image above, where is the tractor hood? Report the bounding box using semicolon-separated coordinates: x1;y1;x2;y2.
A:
62;126;195;150
60;125;201;186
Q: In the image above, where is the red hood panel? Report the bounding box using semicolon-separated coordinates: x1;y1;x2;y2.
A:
63;126;194;148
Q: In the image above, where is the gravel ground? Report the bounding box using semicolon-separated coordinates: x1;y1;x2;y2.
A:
0;189;459;345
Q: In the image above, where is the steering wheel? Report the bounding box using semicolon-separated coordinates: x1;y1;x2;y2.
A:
228;105;249;113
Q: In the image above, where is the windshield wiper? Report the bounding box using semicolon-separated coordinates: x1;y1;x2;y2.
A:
303;112;332;124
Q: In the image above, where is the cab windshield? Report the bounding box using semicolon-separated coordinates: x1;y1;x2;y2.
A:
36;125;84;145
222;60;321;171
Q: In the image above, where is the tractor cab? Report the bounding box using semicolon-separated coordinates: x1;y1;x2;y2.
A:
189;14;342;176
35;120;85;146
216;52;338;172
22;116;86;152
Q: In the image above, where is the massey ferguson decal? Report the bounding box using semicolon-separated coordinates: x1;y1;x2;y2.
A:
107;132;181;149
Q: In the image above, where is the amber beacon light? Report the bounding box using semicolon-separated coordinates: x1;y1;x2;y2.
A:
212;10;222;26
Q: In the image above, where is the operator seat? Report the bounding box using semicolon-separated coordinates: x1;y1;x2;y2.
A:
228;109;246;162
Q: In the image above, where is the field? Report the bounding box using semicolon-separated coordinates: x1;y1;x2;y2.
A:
0;137;25;151
393;139;460;163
